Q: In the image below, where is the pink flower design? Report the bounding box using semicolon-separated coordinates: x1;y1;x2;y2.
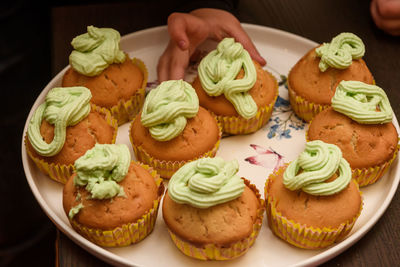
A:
245;144;285;172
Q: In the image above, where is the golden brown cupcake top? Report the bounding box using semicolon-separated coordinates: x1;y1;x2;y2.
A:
62;54;144;108
266;166;362;229
130;106;220;161
26;109;115;166
63;162;159;230
307;107;398;169
192;60;277;117
162;184;260;246
288;47;374;105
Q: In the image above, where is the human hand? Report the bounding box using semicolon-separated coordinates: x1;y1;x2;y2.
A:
157;8;266;82
370;0;400;35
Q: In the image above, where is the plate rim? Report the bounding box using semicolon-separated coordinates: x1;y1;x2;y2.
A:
21;23;400;267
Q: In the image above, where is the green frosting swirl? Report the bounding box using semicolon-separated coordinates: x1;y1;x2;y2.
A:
74;144;130;200
283;140;352;196
168;157;245;208
69;203;84;219
141;80;199;141
69;25;126;76
27;86;91;156
332;80;393;124
316;32;365;72
198;38;257;119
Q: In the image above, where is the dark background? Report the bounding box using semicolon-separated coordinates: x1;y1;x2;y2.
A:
1;2;53;266
1;0;399;266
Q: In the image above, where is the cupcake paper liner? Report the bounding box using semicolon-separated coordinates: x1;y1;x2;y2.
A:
288;86;329;123
167;179;265;260
264;166;363;249
25;104;118;184
352;142;399;186
109;58;148;125
129;114;222;179
217;72;279;135
69;163;165;247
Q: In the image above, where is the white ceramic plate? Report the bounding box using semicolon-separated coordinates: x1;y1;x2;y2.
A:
21;24;400;267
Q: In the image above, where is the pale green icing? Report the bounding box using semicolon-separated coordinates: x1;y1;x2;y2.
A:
69;203;84;219
27;86;91;157
89;180;126;199
283;140;352;196
75;192;81;202
315;32;365;72
141;80;199;141
332;80;393;124
74;144;131;200
69;25;126;76
198;38;257;119
168;157;245;208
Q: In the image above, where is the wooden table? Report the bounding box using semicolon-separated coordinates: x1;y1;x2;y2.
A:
52;0;400;266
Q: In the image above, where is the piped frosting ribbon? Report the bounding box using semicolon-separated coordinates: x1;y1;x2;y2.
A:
168;157;245;208
316;32;365;72
28;86;91;156
198;38;257;119
283;140;352;196
141;80;199;141
332;80;393;124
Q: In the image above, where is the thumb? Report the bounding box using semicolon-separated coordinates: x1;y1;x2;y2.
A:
167;13;191;50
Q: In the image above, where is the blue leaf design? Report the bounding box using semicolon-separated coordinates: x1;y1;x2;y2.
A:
281;129;291;139
267;130;276;139
274;95;290;108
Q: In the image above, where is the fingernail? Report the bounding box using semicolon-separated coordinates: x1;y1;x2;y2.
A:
259;56;267;66
178;40;186;49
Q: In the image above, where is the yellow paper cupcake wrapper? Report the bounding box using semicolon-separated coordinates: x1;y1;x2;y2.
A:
306;131;399;187
217;72;279;135
69;163;165;247
129;114;222;179
109;58;148;125
25;104;118;184
168;179;265;260
264;166;363;249
288;86;329;123
352;142;399;186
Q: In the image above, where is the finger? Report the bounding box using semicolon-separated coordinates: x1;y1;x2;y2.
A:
371;0;381;26
167;13;190;50
157;41;190;82
169;48;190;80
371;0;400;35
169;12;210;54
157;50;170;82
239;36;267;66
192;8;266;66
157;41;177;82
376;0;400;19
227;27;267;66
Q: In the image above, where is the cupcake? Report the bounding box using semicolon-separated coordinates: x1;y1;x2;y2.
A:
163;157;264;260
25;86;118;184
62;25;148;125
63;143;164;247
307;80;399;186
265;140;363;249
191;37;278;135
288;32;374;122
129;79;221;179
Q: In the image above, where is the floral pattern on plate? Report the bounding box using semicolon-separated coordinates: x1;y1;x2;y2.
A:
245;144;285;172
263;74;305;140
